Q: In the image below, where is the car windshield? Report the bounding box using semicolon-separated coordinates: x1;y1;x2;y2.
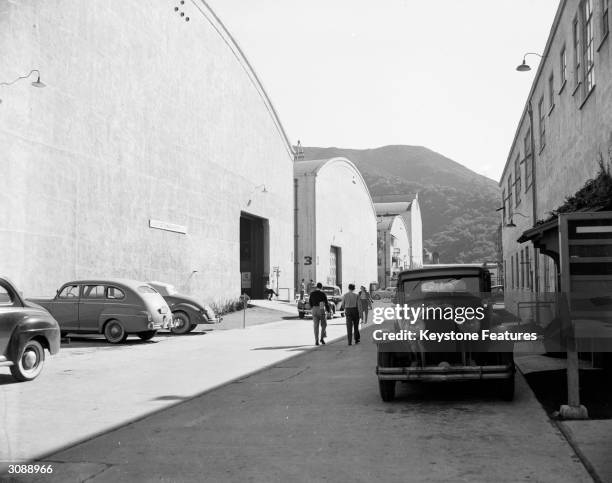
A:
402;276;481;298
322;288;335;296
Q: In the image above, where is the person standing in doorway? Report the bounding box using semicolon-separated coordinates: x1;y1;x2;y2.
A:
358;285;373;324
342;284;360;345
308;282;330;346
299;279;306;300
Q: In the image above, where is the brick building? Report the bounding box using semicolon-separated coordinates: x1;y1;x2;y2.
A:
499;0;612;312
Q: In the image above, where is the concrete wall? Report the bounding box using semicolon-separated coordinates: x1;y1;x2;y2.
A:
295;158;377;291
409;198;424;268
0;1;294;302
499;0;612;314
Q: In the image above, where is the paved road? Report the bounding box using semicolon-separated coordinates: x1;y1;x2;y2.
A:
8;325;591;483
0;308;349;470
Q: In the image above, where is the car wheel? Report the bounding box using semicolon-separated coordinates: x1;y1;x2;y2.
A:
104;319;127;344
298;311;305;319
497;376;515;401
379;380;396;402
138;330;157;341
11;339;45;382
171;311;191;335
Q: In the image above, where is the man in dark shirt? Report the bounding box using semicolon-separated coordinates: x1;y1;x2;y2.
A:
309;282;330;346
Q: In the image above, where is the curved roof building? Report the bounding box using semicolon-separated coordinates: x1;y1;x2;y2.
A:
294;158;377;291
0;1;294;300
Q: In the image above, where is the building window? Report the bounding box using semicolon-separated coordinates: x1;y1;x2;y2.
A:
501;188;507;224
573;16;581;88
520;250;524;289
560;46;567;86
582;0;595;94
515;253;519;290
514;155;521;206
548;73;555;111
604;0;610;38
511;256;515;289
507;175;513;219
504;259;507;288
525;247;531;289
524;129;532;191
538;96;546;150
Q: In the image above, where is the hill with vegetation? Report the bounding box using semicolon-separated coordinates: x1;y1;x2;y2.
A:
300;145;501;263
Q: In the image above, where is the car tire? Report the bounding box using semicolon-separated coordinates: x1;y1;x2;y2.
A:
379;380;396;402
170;311;191;335
138;330;157;341
298;311;305;319
497;376;515;401
104;319;127;344
10;339;45;382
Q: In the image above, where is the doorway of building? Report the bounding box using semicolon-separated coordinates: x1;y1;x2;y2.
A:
329;246;342;289
240;213;269;299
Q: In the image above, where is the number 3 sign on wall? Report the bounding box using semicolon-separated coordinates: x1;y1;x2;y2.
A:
304;256;312;265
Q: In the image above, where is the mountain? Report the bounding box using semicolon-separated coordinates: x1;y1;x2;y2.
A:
299;145;501;263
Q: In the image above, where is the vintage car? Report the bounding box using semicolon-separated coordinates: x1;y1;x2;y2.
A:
372;286;397;301
0;276;60;381
147;281;221;334
28;279;172;343
375;266;515;402
298;285;344;319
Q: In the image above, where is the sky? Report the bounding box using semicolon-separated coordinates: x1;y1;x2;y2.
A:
207;0;560;182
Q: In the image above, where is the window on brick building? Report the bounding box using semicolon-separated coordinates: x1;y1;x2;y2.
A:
560;46;567;86
507;175;513;219
538;97;545;150
548;73;555;111
520;250;524;289
604;0;610;38
573;16;581;88
524;129;532;191
514;155;521;206
582;0;595;95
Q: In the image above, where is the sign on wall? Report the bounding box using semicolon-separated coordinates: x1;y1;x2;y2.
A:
241;272;252;289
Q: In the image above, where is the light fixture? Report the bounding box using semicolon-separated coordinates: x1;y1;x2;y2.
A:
515;53;543;72
0;69;46;88
246;184;268;206
505;212;529;228
0;69;46;104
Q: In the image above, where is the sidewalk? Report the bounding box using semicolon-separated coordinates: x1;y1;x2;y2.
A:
515;353;612;482
0;314;346;470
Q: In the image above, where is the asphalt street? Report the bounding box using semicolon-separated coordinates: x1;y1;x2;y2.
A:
8;324;591;483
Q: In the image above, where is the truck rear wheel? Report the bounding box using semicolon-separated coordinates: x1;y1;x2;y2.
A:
379;380;396;402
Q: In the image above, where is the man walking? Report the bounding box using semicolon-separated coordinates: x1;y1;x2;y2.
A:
342;283;360;345
308;282;330;346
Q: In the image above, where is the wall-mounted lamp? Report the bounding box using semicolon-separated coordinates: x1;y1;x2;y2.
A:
516;53;544;72
0;69;46;104
246;184;268;207
505;212;529;228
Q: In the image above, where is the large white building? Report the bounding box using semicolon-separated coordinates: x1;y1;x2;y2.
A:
294;158;378;291
374;196;424;288
0;1;295;301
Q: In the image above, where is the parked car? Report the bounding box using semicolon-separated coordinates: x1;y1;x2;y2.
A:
0;276;60;381
298;285;344;319
375;266;515;402
28;279;172;343
372;286;397;301
147;281;221;334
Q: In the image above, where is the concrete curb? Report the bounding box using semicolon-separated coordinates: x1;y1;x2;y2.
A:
514;363;602;483
15;331;348;469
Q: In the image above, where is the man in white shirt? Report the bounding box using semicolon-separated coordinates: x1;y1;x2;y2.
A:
342;283;360;345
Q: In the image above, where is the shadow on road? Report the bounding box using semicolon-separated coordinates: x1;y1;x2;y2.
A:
252;345;311;351
60;336;160;349
0;373;20;386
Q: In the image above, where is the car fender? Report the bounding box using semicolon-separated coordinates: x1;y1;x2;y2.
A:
8;320;61;361
172;303;208;323
97;306;143;332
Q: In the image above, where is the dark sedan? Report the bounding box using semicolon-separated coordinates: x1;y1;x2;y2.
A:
0;276;60;381
147;281;221;334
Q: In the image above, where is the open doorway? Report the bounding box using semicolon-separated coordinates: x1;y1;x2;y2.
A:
240;213;269;299
329;246;342;289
